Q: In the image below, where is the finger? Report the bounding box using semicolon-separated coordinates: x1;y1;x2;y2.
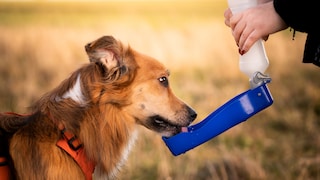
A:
229;13;241;31
238;24;252;50
224;8;232;27
241;30;259;54
231;15;245;45
225;19;230;27
224;8;232;20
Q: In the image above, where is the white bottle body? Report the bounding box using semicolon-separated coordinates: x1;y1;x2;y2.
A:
227;0;269;78
239;40;269;77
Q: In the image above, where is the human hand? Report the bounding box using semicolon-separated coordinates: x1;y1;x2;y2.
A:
224;1;288;54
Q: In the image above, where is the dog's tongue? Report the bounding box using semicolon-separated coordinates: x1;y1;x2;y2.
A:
181;127;188;132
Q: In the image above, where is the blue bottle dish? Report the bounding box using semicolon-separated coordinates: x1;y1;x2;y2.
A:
162;81;273;156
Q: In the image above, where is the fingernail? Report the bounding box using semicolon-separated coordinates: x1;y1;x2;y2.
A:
238;49;245;55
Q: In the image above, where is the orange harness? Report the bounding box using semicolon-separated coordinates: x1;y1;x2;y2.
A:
0;112;96;180
0;157;10;180
56;123;96;180
0;112;19;180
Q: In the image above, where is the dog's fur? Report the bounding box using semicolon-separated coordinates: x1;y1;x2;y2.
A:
0;36;197;179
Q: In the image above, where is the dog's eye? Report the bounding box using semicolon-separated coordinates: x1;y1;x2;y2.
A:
158;77;168;87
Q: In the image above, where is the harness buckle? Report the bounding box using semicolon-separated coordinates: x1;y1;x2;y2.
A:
67;136;83;151
61;128;83;151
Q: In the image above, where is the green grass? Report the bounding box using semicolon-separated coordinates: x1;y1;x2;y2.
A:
0;1;319;179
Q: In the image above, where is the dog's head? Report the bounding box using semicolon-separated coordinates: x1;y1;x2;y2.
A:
85;36;197;137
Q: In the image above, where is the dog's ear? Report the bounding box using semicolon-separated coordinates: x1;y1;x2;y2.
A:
85;36;121;70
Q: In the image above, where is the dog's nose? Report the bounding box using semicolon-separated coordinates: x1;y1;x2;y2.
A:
187;106;197;122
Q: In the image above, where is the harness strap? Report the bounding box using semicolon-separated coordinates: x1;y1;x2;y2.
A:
0;157;10;180
1;112;31;180
56;124;95;180
58;123;83;151
1;112;96;179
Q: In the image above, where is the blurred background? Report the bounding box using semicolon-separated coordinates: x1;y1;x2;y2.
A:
0;0;319;179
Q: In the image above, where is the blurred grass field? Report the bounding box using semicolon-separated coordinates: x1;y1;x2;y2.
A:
0;1;319;179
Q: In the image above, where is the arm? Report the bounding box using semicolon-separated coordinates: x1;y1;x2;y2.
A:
273;0;319;34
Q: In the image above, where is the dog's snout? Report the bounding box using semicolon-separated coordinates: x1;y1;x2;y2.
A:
187;106;197;122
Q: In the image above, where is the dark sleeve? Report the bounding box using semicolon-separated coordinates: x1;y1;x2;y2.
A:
0;133;9;157
273;0;319;34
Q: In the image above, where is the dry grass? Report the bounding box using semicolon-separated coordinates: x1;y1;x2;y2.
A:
0;1;319;179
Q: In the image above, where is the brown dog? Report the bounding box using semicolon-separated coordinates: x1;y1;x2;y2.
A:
0;36;197;179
